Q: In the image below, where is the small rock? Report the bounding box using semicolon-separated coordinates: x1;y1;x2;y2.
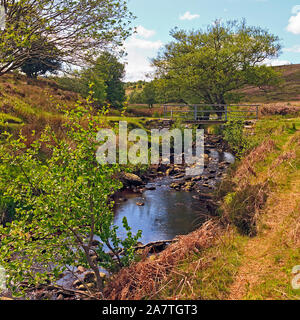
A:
73;279;82;287
77;266;86;274
78;285;87;291
166;168;174;176
86;283;96;289
122;172;143;186
84;271;96;283
191;176;202;182
136;202;145;206
182;182;195;191
145;186;156;190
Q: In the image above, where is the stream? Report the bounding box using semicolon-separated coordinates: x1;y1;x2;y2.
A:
112;149;235;244
28;138;236;298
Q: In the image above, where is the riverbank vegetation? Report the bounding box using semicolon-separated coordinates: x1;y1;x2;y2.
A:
1;2;300;300
141;116;300;300
0;95;145;297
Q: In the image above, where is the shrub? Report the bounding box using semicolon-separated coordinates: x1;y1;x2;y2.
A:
0;98;141;297
222;119;258;158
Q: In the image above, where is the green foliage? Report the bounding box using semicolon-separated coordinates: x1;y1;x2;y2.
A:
153;20;282;108
224;184;269;236
222;120;254;158
0;0;133;75
141;82;157;108
128;90;144;104
78;52;126;108
0;94;141;295
0;194;16;226
21;57;61;79
54;75;86;94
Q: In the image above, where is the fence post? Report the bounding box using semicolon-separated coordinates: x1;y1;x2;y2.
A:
171;109;173;119
163;105;166;118
194;105;197;121
256;105;259;120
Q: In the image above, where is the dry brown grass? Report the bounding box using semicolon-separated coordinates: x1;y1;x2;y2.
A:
0;73;79;116
270;151;297;169
235;139;276;186
103;220;221;300
260;103;300;116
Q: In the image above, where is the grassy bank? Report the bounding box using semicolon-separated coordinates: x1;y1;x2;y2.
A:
141;117;300;300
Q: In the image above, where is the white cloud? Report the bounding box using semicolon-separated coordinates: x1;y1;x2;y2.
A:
135;25;156;39
283;45;300;53
263;58;291;67
126;36;163;51
123;35;163;81
179;11;200;21
287;10;300;34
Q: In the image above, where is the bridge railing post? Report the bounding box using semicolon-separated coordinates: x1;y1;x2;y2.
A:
194;105;197;120
225;105;228;122
256;105;259;120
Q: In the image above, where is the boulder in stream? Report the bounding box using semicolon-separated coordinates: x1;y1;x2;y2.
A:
121;173;143;186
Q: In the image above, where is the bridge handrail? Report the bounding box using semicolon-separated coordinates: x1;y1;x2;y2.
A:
162;104;260;121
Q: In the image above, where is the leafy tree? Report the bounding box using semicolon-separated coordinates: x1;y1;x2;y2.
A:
153;20;283;115
21;57;61;78
141;82;156;108
128;90;144;104
0;95;141;297
80;70;108;107
54;75;86;94
81;52;126;108
0;0;133;75
152;78;186;104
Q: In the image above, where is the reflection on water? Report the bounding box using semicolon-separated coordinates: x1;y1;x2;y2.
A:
112;150;235;244
113;179;207;244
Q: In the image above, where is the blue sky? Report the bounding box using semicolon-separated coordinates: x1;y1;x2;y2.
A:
123;0;300;81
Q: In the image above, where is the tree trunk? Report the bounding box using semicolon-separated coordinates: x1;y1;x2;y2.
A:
216;96;226;120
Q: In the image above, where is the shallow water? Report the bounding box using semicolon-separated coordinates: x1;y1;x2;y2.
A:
112;149;235;244
113;179;206;244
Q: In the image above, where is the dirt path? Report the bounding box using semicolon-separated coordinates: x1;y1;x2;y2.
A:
228;176;300;300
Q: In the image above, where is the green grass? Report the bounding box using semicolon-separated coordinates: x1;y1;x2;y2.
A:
154;232;247;300
0;113;23;124
154;116;300;300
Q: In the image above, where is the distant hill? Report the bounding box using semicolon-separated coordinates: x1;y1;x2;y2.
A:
239;64;300;103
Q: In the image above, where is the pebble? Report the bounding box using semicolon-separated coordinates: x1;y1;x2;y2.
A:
77;266;86;274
